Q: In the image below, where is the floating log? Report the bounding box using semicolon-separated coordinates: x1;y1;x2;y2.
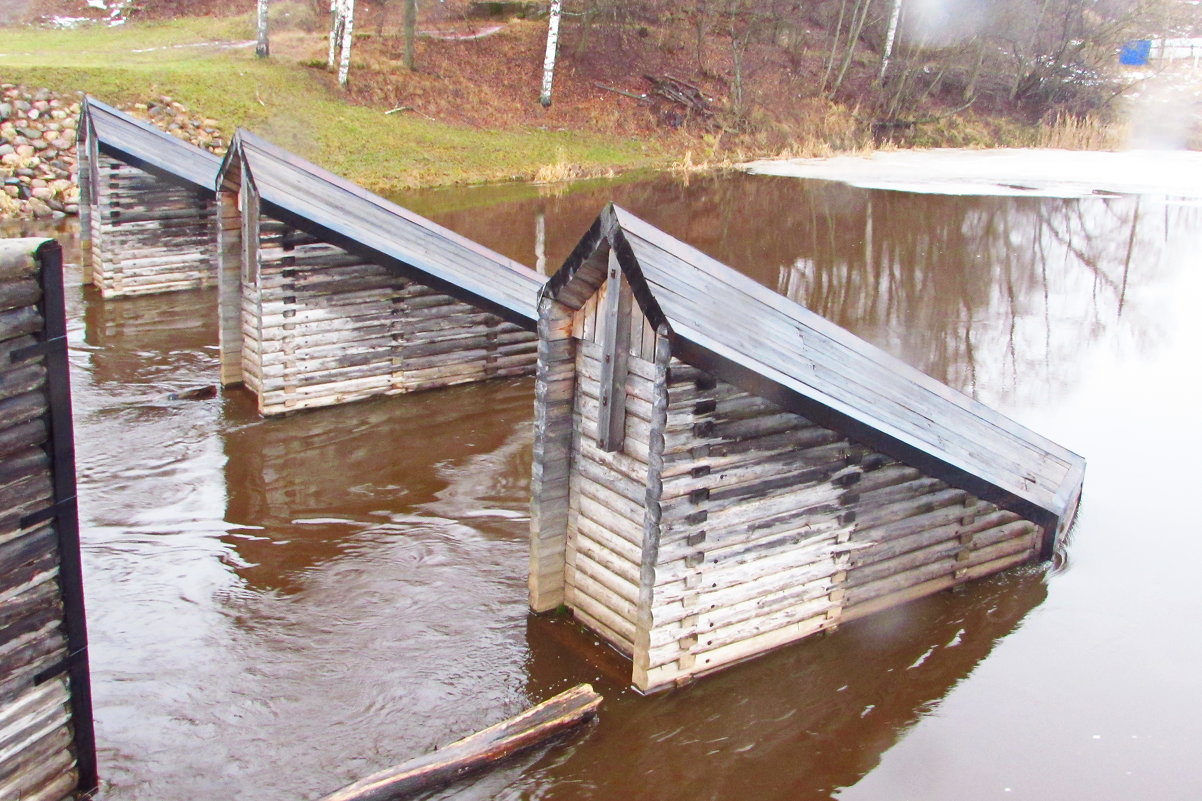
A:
317;684;602;801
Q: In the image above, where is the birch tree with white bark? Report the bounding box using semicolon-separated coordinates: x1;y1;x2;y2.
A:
327;0;357;87
328;0;344;70
338;0;356;88
879;0;903;83
540;0;563;107
256;0;269;57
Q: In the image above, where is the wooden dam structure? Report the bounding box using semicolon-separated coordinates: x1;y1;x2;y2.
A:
528;204;1085;693
216;129;541;415
0;239;97;800
77;97;222;298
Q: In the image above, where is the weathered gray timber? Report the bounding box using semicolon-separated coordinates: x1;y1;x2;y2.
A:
317;684;601;801
77;97;221;297
216;129;540;415
0;239;97;799
529;204;1086;692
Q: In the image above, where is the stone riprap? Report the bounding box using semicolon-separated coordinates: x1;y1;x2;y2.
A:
0;84;226;219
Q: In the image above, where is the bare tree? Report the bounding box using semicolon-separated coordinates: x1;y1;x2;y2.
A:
404;0;418;70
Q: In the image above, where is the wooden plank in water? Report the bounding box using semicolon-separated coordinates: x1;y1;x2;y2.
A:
316;685;602;801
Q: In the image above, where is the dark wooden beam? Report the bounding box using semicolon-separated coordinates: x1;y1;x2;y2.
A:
597;250;632;452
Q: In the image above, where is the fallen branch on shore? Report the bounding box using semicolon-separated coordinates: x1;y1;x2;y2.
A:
594;82;652;104
643;74;715;119
316;684;603;801
868;97;977;133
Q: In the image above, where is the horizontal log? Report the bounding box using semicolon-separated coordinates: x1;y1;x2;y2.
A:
568;583;639;646
842;548;1035;625
657;509;848;566
0;392;45;432
0;281;40;315
0;308;42;345
647;587;837;668
638;605;834;692
568;552;641;618
0;420;48;461
317;685;602;801
0;714;72;788
846;532;1037;607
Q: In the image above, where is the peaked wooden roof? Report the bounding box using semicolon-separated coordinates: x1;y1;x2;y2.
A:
219;129;542;328
79;96;221;192
547;204;1085;553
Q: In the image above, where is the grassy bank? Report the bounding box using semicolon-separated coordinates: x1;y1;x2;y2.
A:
0;12;669;191
1;6;1138;194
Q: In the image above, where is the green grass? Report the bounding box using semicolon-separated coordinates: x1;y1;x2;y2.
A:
0;14;666;190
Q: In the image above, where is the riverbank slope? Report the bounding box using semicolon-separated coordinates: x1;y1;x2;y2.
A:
0;1;1180;198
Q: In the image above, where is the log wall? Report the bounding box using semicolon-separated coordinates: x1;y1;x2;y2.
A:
88;154;216;298
531;263;1046;693
222;204;536;416
637;362;1043;690
0;239;96;799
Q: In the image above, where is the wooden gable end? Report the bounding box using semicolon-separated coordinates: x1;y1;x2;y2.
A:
532;205;1082;693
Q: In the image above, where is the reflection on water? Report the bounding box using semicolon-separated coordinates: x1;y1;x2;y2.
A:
404;173;1197;412
16;163;1202;800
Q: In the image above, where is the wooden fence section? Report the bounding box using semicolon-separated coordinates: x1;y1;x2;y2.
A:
530;205;1085;692
78;96;221;298
217;130;540;415
0;239;97;799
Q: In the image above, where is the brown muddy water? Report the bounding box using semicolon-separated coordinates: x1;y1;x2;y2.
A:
5;168;1202;801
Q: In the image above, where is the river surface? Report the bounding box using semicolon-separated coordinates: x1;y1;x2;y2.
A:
4;160;1202;800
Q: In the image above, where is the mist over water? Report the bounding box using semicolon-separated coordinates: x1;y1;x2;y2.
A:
7;157;1202;800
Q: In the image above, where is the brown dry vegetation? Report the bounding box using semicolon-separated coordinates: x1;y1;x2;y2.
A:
14;0;1194;164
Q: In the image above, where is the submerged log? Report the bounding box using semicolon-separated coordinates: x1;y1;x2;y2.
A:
317;684;602;801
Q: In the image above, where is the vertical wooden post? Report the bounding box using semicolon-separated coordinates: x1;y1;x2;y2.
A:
597;250;631;452
632;326;671;691
33;240;98;795
76;120;94;286
216;173;245;387
529;295;576;612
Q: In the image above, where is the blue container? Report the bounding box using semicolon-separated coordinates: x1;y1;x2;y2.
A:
1120;40;1151;66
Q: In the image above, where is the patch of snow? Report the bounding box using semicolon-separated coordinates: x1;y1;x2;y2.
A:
741;148;1202;199
48;15;93;28
420;24;505;41
49;0;130;27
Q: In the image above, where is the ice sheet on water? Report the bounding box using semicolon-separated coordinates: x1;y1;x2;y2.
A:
741;148;1202;199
